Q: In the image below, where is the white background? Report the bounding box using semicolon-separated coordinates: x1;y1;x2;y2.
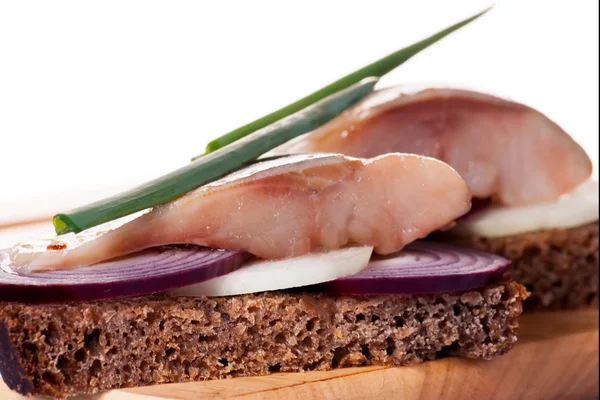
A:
0;0;598;224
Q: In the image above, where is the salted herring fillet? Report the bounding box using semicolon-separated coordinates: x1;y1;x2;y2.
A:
270;86;592;206
8;153;470;272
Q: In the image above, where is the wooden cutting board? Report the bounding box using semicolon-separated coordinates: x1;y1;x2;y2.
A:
1;308;597;400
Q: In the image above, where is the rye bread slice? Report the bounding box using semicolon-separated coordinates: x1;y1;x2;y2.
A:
0;282;526;398
452;222;598;310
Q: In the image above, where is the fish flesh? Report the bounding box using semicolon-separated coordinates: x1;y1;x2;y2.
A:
271;86;592;206
7;153;470;272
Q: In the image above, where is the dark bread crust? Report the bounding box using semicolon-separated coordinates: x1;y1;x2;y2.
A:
453;222;598;310
0;282;526;398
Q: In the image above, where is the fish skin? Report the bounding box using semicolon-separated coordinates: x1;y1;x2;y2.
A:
270;86;592;206
13;153;470;272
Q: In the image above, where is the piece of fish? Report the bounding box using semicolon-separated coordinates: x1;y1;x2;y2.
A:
8;153;470;272
270;86;592;206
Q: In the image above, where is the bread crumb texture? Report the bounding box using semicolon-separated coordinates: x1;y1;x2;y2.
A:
455;222;598;310
0;282;526;398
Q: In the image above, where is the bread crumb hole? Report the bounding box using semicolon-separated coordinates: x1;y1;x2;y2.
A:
145;312;159;324
482;322;490;335
274;332;287;344
57;355;72;371
394;316;405;328
218;358;229;367
89;360;101;377
356;314;365;321
386;337;396;356
361;345;370;359
43;322;59;345
268;363;281;372
42;371;60;385
23;342;37;354
84;329;100;351
74;349;87;362
332;346;350;368
198;334;210;342
165;348;176;358
453;305;461;316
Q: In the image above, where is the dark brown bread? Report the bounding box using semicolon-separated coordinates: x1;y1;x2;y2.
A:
453;222;598;310
0;282;526;398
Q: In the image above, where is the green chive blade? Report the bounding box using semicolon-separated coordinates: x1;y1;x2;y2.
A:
52;215;74;235
53;78;378;235
192;7;491;160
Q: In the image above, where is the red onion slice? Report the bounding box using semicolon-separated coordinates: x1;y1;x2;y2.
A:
310;241;510;295
0;246;246;303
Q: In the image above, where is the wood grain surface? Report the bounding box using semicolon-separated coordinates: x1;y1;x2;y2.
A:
1;308;598;400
